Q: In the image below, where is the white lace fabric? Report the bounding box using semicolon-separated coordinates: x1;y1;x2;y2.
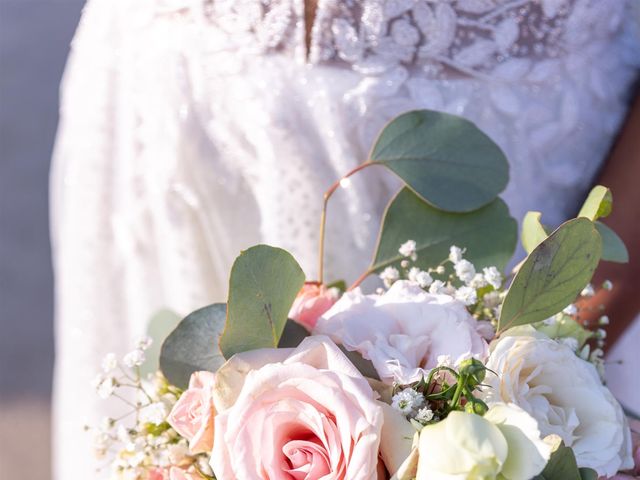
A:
51;1;639;479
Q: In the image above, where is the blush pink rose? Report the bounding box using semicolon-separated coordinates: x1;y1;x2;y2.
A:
210;336;388;480
289;283;339;330
167;371;216;454
148;468;168;480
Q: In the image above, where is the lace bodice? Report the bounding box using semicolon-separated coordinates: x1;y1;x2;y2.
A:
51;1;639;479
206;0;632;76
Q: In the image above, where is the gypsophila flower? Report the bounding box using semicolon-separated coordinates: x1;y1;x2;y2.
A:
139;402;168;425
416;271;433;288
428;280;446;294
123;349;146;368
136;336;153;350
415;407;434;424
598;315;610;326
449;246;463;264
391;388;425;415
101;353;118;373
455;286;478;306
469;273;488;289
580;284;595;297
596;328;607;339
483;291;501;309
435;265;446;275
454;260;476;284
482;266;502;289
562;304;578;316
558;337;579;352
379;266;400;288
399;240;418;261
602;280;613;291
408;267;421;282
400;259;410;268
96;376;116;399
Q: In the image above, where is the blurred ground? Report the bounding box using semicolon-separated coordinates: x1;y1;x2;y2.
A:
0;0;83;477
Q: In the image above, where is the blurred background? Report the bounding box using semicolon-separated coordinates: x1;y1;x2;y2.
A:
0;0;83;477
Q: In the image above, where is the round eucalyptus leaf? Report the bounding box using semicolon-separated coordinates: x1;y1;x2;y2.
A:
220;245;305;359
370;110;509;212
372;187;517;274
498;218;601;332
595;221;629;263
159;304;226;389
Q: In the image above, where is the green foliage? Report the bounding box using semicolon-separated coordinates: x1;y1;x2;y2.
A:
533;444;597;480
369;110;509;212
596;221;629;263
522;211;550;254
277;320;310;348
159;304;226;389
498;218;601;332
534;314;594;348
578;185;613;221
372;187;517;274
141;309;182;377
219;245;305;359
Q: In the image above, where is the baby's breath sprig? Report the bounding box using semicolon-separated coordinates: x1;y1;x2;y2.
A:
88;338;214;480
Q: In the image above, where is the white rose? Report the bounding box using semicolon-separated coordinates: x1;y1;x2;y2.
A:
416;403;550;480
314;280;488;384
482;329;633;477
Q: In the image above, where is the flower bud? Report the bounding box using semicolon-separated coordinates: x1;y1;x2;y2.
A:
458;358;486;387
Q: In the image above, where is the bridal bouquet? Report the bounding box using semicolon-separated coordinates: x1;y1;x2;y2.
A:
90;110;639;480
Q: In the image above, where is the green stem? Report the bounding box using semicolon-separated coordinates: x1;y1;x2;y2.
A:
450;375;467;410
318;162;373;284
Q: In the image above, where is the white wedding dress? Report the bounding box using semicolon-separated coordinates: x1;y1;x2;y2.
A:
51;1;640;478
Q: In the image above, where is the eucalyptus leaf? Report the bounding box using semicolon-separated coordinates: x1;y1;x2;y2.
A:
371;187;517;274
498;218;601;332
338;346;380;380
220;245;305;359
278;320;310;348
159;304;226;389
369;110;509;212
578;468;599;480
532;444;582;480
595;221;629;263
522;211;550;254
141;309;182;377
578;185;612;221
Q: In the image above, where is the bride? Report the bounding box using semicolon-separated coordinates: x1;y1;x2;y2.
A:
51;1;640;478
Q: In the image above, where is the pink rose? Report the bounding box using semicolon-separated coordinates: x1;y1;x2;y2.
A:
289;283;339;330
167;371;216;454
211;336;393;479
148;468;168;480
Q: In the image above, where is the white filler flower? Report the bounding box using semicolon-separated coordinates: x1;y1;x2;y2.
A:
482;329;633;477
314;281;488;384
416;403;550;480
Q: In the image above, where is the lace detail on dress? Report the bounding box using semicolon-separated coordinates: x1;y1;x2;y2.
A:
201;0;629;79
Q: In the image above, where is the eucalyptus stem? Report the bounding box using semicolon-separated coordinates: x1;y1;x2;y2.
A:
318;162;372;284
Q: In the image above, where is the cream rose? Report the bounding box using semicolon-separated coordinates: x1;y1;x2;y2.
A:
482;329;633;477
210;336;403;480
416;403;550;480
314;280;488;384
